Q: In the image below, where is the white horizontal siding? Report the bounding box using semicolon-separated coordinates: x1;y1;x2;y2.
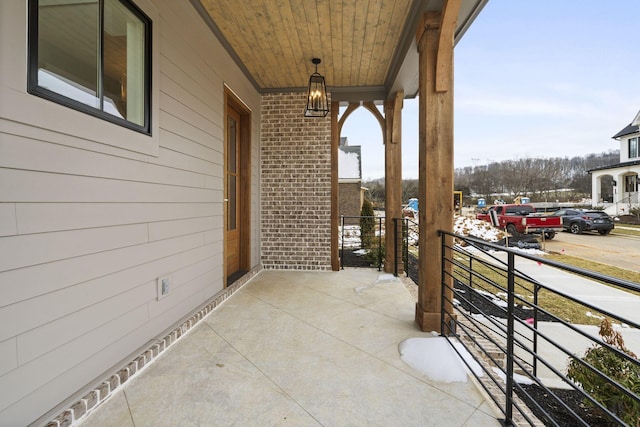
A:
0;338;17;377
160;129;222;165
148;216;220;241
0;224;149;272
0;203;16;236
0;305;150;418
1;234;209;307
0;240;217;342
0;134;208;188
0;0;261;423
0;169;219;203
15;202;217;234
16;281;155;365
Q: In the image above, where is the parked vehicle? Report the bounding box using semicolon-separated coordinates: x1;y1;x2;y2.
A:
550;209;615;235
476;204;563;239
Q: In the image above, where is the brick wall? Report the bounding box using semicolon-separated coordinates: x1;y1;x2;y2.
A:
339;181;363;225
260;92;332;269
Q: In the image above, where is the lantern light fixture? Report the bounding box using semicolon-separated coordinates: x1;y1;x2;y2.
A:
304;58;329;117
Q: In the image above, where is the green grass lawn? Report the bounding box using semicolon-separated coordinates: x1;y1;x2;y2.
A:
452;250;639;326
612;223;640;237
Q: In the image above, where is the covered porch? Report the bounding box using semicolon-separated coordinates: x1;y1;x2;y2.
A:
0;0;492;424
79;269;499;426
193;0;489;332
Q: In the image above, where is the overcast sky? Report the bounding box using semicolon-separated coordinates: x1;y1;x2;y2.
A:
340;0;640;180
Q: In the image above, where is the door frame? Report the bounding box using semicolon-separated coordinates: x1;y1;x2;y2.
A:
224;86;251;285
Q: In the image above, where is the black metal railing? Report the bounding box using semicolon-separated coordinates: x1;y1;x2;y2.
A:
436;231;640;426
392;217;419;280
339;215;384;270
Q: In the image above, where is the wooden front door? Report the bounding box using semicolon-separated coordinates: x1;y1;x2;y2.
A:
225;106;241;279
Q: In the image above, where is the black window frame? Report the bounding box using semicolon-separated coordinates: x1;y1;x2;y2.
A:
629;137;639;159
27;0;152;135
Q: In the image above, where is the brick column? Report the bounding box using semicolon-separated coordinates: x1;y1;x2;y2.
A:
261;92;332;270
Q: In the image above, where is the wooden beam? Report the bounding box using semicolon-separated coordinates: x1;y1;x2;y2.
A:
436;0;461;92
416;12;440;47
338;102;359;135
391;91;403;144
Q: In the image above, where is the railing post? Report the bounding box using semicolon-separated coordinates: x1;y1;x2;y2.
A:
506;251;515;424
404;219;409;277
469;256;473;305
340;215;344;270
440;230;446;336
393;218;398;277
377;217;382;271
533;283;540;377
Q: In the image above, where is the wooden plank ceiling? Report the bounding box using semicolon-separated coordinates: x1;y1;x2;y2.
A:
197;0;413;91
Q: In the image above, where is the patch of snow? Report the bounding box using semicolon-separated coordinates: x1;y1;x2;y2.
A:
454;215;506;242
491;367;534;385
355;273;399;293
399;336;483;383
585;311;605;320
376;273;396;282
517;248;547;256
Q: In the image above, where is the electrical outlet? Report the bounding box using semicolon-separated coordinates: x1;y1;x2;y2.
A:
157;275;171;300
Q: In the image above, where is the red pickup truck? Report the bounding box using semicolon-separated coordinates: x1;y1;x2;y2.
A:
476;204;562;240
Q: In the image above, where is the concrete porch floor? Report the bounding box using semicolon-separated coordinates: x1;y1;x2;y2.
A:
80;269;500;426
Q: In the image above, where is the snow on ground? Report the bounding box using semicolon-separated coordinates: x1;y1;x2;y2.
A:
399;335;483;383
340;214;547;255
354;274;399;293
453;215;505;242
491;367;534;385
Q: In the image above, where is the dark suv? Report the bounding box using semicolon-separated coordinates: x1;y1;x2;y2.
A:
551;209;615;235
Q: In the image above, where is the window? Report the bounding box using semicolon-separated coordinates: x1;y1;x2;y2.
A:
630;137;639;159
28;0;151;133
626;175;638;193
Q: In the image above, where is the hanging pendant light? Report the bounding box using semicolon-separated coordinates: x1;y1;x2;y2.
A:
304;58;329;117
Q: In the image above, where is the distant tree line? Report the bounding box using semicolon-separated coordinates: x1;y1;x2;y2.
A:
363;150;619;207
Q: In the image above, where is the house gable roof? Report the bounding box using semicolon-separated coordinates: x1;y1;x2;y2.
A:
612;109;640;139
612;123;639;140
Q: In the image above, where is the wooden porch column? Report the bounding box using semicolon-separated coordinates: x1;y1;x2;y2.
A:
415;2;459;332
384;92;404;274
331;101;340;271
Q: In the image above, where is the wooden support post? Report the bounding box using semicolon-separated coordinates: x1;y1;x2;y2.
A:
384;92;403;274
331;101;340;271
415;5;458;332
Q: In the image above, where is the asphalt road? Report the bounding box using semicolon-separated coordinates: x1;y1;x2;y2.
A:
543;228;640;273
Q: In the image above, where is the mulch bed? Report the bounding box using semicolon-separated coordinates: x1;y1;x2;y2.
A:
339;248;381;269
454;280;557;322
515;384;613;426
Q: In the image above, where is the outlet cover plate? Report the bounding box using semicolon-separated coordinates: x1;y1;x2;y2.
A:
157;275;171;300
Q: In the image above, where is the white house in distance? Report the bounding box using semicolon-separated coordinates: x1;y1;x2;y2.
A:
590;109;640;215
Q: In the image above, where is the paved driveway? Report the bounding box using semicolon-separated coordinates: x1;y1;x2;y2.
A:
543;229;640;272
